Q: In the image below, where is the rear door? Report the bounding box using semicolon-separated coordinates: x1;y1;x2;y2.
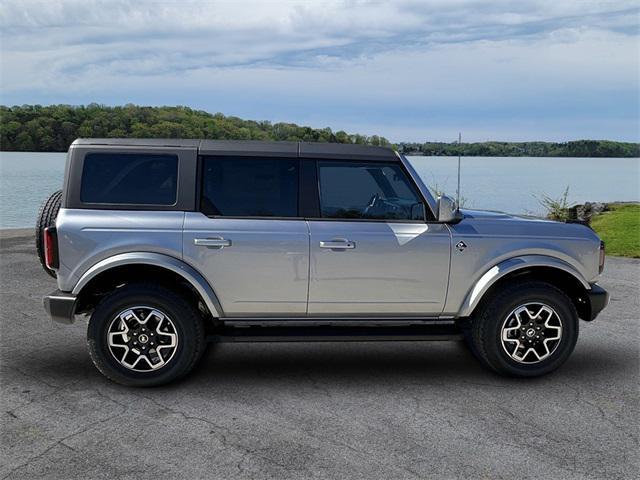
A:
183;155;309;317
307;159;451;316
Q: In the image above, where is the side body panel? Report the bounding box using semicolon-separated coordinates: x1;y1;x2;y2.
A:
444;210;601;316
182;213;310;316
307;221;451;315
56;208;186;292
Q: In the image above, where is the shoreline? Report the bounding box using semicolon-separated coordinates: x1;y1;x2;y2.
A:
0;228;33;239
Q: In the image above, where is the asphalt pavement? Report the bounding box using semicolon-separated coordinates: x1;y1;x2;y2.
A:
1;229;638;479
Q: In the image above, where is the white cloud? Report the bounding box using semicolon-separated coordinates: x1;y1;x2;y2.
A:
0;0;638;141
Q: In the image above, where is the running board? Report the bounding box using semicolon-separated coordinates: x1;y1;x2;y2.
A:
208;324;463;343
223;317;455;328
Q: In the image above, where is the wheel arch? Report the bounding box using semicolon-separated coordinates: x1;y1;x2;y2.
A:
460;255;592;321
72;252;223;319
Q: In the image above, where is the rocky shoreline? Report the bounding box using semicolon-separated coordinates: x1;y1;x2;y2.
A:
567;201;639;224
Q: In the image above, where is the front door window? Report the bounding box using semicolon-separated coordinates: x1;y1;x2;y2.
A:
317;161;425;221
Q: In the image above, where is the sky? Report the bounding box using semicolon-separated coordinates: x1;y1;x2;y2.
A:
1;0;639;143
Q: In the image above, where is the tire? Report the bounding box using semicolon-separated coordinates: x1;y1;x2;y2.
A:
87;283;206;387
462;329;480;359
35;190;62;278
469;281;578;377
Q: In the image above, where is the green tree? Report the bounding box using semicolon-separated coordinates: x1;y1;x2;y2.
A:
1;104;637;156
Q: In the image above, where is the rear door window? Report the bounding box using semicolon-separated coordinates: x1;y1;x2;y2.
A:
200;156;299;217
81;153;178;205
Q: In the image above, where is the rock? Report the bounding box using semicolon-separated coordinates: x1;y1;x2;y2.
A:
568;202;608;224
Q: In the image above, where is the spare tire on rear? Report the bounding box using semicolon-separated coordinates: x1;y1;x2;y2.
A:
35;190;62;278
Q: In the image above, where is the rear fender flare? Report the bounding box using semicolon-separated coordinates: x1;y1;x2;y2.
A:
72;252;223;317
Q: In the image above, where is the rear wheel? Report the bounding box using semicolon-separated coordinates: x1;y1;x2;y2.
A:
87;284;206;387
35;190;62;278
469;281;578;377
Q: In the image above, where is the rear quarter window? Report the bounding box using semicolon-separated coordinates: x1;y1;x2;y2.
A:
80;153;179;205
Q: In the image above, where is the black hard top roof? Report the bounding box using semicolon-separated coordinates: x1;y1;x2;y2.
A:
72;138;201;148
72;138;398;161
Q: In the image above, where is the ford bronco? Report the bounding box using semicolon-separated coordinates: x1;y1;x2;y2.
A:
38;139;609;386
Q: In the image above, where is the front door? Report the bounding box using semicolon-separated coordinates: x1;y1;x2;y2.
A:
307;160;451;316
183;155;308;317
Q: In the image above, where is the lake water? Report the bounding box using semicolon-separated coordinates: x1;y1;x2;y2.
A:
0;151;638;228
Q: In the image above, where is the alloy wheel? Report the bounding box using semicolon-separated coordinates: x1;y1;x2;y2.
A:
500;302;563;364
107;306;179;371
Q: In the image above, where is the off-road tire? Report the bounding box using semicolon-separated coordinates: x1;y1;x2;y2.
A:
35;190;62;278
87;283;206;387
469;281;579;377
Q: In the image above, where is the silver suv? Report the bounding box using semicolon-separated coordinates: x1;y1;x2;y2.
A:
39;139;609;386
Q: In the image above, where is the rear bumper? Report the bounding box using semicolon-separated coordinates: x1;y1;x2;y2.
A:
587;284;609;321
43;290;77;324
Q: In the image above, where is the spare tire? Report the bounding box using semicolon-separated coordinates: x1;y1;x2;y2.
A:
35;190;62;278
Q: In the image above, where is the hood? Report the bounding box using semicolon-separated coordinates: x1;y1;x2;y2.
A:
460;208;553;223
457;208;600;242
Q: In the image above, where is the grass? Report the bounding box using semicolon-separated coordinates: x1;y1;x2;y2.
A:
591;203;640;258
536;186;571;221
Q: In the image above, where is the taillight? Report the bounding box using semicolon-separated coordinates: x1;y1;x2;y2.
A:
599;241;605;274
44;227;59;270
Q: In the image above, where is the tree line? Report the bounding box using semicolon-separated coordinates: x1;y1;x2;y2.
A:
1;104;638;157
397;140;639;158
0;104;390;152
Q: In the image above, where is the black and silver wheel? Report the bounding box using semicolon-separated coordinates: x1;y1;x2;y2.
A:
87;284;206;387
106;306;179;372
469;281;578;377
500;302;563;364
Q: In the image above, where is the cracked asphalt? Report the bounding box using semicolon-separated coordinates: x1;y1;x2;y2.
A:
1;229;638;479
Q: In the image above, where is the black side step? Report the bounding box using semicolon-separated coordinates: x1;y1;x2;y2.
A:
207;324;463;343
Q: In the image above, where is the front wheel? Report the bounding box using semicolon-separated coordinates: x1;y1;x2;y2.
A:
469;281;579;377
87;284;206;387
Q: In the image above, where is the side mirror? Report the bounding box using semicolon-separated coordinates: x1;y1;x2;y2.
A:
437;195;463;223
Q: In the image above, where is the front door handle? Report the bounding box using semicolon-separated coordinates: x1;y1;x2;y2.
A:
194;237;232;249
319;239;356;250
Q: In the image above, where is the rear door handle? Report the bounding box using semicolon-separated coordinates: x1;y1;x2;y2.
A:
319;239;356;250
194;237;232;249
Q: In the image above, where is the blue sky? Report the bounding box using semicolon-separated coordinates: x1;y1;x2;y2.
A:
1;0;639;142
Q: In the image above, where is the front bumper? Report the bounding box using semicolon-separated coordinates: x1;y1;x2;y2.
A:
43;290;77;324
587;284;609;321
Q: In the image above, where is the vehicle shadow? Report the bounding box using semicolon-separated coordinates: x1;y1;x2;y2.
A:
6;339;632;392
182;340;631;389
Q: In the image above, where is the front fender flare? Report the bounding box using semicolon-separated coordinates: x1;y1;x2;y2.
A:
458;255;590;318
72;252;223;318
